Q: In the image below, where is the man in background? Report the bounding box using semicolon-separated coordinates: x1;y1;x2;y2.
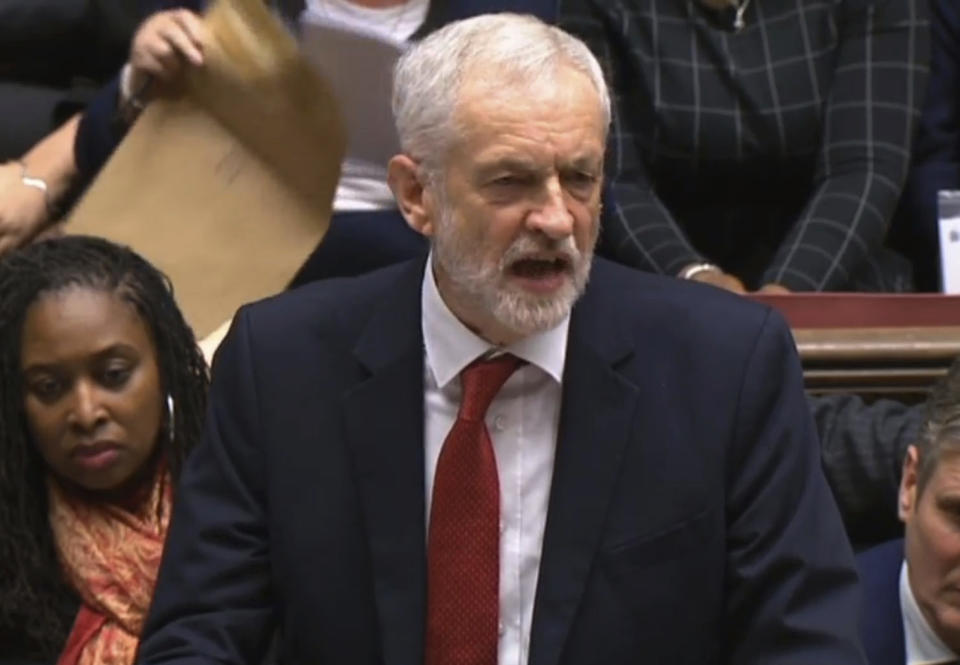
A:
858;360;960;664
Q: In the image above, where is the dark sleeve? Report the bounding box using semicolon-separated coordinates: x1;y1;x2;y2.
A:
137;308;275;665
74;77;123;180
812;394;922;548
764;0;930;290
724;310;865;664
561;1;704;276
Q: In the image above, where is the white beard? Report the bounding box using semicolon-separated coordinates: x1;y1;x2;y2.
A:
432;205;594;337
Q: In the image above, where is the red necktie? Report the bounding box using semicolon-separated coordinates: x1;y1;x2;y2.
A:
425;354;523;665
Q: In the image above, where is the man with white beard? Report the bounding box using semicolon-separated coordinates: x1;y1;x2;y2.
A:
137;13;866;665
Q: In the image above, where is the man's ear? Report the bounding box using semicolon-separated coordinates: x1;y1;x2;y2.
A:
900;445;921;522
388;154;436;237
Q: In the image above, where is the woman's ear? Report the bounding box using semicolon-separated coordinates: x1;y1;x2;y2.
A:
900;445;921;522
387;155;436;238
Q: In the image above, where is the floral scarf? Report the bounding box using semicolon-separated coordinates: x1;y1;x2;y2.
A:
47;467;171;665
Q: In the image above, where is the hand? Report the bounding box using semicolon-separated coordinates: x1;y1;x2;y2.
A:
684;265;746;294
757;283;792;295
128;9;208;97
0;161;52;256
0;115;80;256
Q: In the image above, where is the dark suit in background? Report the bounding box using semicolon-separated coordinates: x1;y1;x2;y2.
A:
0;0;142;160
137;257;864;664
814;395;923;548
856;539;907;665
889;0;960;291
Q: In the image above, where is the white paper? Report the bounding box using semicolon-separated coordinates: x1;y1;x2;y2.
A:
938;190;960;293
299;11;405;167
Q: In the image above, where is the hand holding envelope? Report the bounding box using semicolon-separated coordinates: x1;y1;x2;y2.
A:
68;0;346;340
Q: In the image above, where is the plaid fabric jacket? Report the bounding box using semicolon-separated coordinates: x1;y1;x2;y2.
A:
561;0;929;290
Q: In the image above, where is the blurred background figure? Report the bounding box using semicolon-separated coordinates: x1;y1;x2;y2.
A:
0;236;208;665
857;358;960;664
0;0;556;283
0;0;142;160
0;0;150;256
561;0;929;293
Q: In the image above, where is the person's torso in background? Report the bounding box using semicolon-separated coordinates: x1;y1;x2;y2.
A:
304;0;429;211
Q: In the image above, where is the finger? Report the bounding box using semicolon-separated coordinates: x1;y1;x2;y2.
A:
169;10;208;64
131;33;172;69
137;49;184;82
171;10;209;44
164;24;205;67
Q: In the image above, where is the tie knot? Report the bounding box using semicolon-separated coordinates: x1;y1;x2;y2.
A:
458;354;523;421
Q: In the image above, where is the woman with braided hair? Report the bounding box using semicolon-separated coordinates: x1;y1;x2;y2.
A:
0;236;208;665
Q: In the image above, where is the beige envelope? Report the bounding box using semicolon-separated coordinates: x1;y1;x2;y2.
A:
68;0;345;339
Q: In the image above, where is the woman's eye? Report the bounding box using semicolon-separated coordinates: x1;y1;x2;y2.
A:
100;363;132;389
29;376;64;402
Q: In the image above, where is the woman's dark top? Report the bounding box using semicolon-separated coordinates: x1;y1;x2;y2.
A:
561;0;929;290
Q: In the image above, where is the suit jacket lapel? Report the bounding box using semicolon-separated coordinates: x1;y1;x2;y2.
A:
343;258;428;665
529;270;640;665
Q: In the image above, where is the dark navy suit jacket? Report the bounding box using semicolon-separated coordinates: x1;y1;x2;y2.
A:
856;539;906;665
137;257;865;664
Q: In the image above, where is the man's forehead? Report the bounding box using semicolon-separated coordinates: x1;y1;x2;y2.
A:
472;148;603;171
455;62;604;118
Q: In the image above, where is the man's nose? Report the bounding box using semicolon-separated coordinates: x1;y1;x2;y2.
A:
526;178;574;239
67;381;107;432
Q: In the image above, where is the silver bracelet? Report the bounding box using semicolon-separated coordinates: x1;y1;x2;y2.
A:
678;262;722;280
16;160;56;216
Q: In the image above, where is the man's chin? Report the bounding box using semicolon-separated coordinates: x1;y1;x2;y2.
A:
492;284;578;336
505;270;573;297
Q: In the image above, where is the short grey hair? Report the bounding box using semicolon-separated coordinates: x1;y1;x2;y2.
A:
392;13;611;174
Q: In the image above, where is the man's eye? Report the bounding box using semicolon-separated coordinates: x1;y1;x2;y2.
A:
491;175;528;187
565;171;598;187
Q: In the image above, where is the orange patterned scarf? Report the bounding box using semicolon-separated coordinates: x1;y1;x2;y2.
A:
47;467;172;665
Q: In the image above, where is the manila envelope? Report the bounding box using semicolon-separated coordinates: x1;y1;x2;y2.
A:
68;0;345;338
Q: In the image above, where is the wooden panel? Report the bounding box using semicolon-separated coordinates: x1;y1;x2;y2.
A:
746;293;960;399
794;328;960;398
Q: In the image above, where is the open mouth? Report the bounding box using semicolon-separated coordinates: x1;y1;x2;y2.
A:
508;256;572;279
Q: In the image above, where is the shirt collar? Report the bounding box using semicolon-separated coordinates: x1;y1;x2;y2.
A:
421;253;569;389
901;559;959;664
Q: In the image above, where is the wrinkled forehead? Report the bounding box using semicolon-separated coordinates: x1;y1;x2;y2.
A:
454;61;607;128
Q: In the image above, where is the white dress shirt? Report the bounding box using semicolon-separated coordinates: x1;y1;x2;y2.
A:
421;260;568;665
901;561;959;664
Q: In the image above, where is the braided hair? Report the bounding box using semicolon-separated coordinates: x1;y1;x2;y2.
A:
0;236;209;659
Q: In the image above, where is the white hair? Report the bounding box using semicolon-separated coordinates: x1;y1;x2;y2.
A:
392;13;611;174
